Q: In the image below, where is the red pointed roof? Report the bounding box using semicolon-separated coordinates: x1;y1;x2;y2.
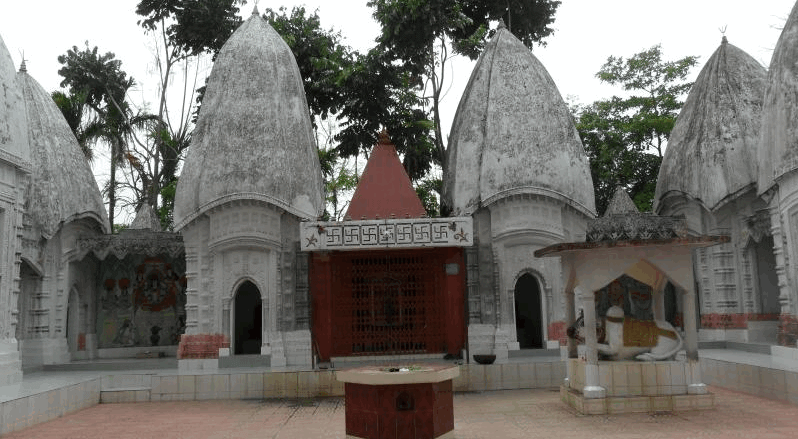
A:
345;131;427;220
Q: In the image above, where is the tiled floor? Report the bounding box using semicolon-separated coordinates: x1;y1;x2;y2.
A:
5;386;798;438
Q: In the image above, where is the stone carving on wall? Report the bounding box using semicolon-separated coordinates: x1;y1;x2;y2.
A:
744;209;772;243
586;214;687;243
300;217;473;251
77;230;184;261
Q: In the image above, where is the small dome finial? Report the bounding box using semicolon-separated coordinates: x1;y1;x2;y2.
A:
252;0;259;16
720;25;728;45
498;18;507;30
18;50;26;73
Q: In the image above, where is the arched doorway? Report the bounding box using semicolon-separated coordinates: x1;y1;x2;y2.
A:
514;273;543;349
234;281;262;355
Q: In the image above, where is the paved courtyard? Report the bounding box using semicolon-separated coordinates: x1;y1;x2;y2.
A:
4;386;798;438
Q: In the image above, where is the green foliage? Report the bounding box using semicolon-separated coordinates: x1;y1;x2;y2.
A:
263;6;350;124
334;49;437;181
369;0;560;66
57;45;134;112
157;176;178;230
58;45;157;231
573;45;698;215
318;147;358;221
415;177;442;217
367;0;560;213
594;45;698;158
51;90;95;160
112;223;129;234
136;0;246;57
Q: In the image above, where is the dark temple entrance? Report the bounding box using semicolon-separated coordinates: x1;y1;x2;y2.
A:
514;273;543;349
234;281;262;355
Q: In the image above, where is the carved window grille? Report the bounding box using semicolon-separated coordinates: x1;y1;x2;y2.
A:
331;251;445;356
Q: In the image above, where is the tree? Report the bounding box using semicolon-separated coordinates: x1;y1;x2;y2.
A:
51;90;104;161
135;0;246;228
263;6;438;215
263;6;350;125
368;0;561;175
573;45;698;214
57;45;156;230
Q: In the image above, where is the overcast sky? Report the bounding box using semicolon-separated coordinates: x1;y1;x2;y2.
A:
0;0;795;220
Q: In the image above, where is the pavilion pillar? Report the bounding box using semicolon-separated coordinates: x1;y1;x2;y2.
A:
576;285;605;398
652;277;666;322
564;286;577;388
682;282;707;394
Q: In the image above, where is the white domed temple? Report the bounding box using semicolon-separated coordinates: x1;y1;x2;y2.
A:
443;22;595;361
173;10;324;368
654;36;778;342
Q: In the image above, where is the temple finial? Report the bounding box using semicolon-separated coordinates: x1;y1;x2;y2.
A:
18;50;26;73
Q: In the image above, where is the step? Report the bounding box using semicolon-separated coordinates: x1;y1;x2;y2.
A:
508;348;561;358
100;387;151;403
218;354;271;369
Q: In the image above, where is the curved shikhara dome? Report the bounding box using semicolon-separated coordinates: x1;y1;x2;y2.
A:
758;2;798;194
0;35;28;162
18;71;109;236
443;25;595;216
655;38;766;211
174;11;324;228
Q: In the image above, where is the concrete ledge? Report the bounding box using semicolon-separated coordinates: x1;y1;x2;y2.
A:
0;378;101;435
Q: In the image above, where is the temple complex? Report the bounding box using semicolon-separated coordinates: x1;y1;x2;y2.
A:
0;1;798;404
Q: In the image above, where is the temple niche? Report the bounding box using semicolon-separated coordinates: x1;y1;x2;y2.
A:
443;22;595;362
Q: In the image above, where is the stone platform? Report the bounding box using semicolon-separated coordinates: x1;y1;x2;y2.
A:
563;358;715;415
560;385;714;415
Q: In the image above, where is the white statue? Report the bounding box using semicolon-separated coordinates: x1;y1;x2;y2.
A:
569;305;682;361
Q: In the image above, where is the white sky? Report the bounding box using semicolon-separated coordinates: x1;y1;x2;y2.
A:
0;0;795;221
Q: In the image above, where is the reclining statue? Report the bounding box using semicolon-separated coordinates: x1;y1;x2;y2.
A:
567;305;682;361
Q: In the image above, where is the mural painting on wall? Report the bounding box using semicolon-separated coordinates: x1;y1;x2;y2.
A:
97;255;187;349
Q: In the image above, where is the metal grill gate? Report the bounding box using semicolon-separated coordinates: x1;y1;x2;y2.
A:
331;251;446;356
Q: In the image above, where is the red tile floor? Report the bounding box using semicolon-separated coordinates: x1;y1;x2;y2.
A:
6;386;798;439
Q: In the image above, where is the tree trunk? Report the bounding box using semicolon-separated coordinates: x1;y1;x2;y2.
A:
108;146;116;232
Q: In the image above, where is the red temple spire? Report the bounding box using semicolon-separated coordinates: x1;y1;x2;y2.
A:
345;130;427;220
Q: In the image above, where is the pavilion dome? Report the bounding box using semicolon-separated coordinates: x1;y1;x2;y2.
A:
0;35;29;162
655;37;766;212
443;24;595;216
17;69;109;237
758;2;798;194
173;10;324;228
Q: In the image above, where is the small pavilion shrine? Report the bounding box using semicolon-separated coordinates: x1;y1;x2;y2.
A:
536;189;728;414
301;132;473;362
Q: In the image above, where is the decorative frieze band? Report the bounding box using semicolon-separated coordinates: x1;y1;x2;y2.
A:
300;217;473;251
